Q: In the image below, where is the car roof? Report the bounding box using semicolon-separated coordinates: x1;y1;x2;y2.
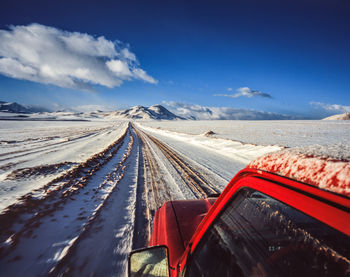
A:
248;147;350;198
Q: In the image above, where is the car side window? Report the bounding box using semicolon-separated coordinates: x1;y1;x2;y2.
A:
185;188;350;277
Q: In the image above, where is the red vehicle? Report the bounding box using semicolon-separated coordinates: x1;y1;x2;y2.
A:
129;154;350;276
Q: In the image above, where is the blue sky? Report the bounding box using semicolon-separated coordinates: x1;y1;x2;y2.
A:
0;0;349;119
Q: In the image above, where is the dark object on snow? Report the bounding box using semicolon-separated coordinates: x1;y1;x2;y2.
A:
204;130;215;136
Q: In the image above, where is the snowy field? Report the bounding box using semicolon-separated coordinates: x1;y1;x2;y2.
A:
140;120;350;147
0;119;349;276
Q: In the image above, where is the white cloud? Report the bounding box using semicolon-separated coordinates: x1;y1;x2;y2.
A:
0;57;37;78
106;60;132;78
132;68;158;84
120;48;136;61
214;87;272;98
163;101;296;120
310;102;350;113
0;23;157;92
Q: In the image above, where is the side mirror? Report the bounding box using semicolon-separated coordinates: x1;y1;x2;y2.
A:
128;245;170;277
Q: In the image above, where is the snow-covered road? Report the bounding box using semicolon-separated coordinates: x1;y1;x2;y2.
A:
0;119;348;276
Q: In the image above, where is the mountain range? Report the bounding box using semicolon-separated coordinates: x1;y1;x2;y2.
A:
0;101;49;113
2;100;349;121
0;101;184;120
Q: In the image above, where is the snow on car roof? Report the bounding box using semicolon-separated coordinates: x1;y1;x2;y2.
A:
248;144;350;197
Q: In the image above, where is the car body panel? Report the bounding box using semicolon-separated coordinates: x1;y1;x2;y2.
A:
149;198;216;270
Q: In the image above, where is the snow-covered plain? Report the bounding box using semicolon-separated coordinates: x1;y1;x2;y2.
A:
140;120;350;147
0;118;349;276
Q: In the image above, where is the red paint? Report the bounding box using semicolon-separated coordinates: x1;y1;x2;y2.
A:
149;198;216;272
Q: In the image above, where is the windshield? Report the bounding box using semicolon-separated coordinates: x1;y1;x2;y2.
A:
185;188;350;277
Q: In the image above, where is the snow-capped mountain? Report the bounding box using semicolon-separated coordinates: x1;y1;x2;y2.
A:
0;101;49;113
0;101;32;113
148;105;185;120
109;105;185;120
323;112;350;120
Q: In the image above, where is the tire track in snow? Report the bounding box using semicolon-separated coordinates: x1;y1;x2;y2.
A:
0;123;129;212
0;126;132;275
132;124;175;248
49;126;140;277
132;130;151;250
0;128;108;162
141;130;220;198
134;125;172;207
135;123;245;187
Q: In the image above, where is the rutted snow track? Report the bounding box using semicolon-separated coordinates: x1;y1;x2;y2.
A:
143;131;220;198
0;122;246;276
0;121;129;210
